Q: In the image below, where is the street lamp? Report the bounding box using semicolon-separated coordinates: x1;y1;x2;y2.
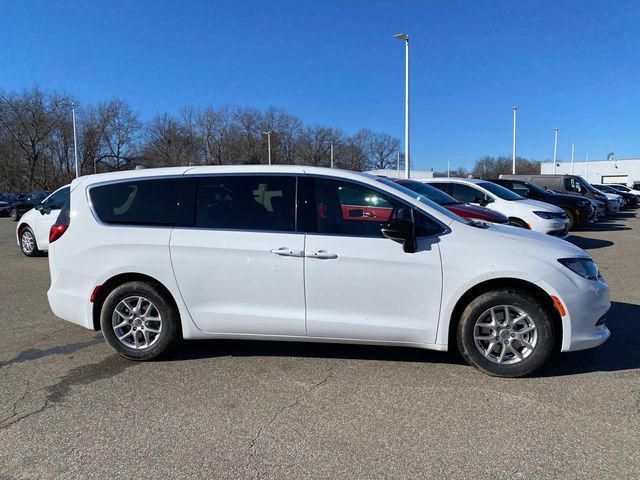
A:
72;102;79;178
511;107;517;174
262;131;272;165
552;128;559;174
394;33;410;179
330;140;334;168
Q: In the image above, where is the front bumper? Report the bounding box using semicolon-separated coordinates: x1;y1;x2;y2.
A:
575;205;595;226
539;269;610;352
534;217;571;235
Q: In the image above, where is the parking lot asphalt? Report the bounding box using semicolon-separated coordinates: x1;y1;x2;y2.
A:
0;214;639;480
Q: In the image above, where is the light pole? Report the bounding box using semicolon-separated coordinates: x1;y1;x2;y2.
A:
394;33;410;179
585;152;589;180
570;141;575;174
447;159;450;178
262;131;272;165
72;102;79;178
330;140;334;168
552;128;559;174
511;107;517;174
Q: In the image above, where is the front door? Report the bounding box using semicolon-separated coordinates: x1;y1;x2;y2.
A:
170;175;306;336
302;177;443;344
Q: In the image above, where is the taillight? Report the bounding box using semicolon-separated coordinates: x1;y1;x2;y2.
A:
49;224;68;243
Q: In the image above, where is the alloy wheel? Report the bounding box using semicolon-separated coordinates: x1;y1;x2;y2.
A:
473;305;537;364
112;296;163;350
21;231;35;254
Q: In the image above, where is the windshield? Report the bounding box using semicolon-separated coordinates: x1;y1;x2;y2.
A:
478;181;523;201
393;179;459;205
376;177;465;223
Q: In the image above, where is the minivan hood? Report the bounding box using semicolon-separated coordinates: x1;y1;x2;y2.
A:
484;222;586;257
517;198;564;213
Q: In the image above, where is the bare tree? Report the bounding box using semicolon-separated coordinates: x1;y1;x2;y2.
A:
366;131;400;170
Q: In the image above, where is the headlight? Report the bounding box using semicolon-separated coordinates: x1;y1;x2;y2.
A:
558;257;601;280
533;211;555;219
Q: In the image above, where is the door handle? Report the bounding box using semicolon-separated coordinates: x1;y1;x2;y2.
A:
305;250;338;260
270;247;303;257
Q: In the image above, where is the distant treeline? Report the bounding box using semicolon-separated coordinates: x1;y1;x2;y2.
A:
0;87;540;192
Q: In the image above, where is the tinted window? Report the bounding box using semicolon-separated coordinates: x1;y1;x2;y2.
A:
394;180;458;205
44;187;70;209
451;183;488;203
478;182;522;200
195;175;296;231
511;182;533;197
312;178;412;237
565;177;584;194
91;178;191;226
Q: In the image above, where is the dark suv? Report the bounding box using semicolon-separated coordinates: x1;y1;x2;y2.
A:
592;184;639;209
488;178;595;230
3;191;49;221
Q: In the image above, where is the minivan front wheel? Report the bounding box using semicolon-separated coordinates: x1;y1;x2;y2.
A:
457;289;555;377
101;281;179;360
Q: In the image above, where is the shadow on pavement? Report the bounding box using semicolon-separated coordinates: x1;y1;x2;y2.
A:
568;236;614;250
539;301;640;376
168;337;465;366
168;301;639;378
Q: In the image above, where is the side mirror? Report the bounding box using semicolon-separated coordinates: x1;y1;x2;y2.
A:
381;219;417;253
35;203;45;215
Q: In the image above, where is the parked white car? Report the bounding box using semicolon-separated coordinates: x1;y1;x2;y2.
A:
16;186;70;256
594;190;622;212
424;178;570;235
47;166;609;377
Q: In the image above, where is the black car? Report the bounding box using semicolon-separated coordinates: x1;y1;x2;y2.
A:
2;191;49;221
592;184;639;209
488;178;595;230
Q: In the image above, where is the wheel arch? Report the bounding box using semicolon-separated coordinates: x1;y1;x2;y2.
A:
92;272;181;333
446;277;562;353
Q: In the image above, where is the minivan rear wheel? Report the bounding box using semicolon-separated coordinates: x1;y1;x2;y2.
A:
456;289;555;377
100;281;179;360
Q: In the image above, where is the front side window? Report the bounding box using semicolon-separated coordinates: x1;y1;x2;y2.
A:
451;183;489;204
44;187;70;209
195;175;296;231
311;178;412;237
90;178;190;226
565;178;584;194
511;182;532;197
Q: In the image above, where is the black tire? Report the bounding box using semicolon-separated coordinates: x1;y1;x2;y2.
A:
19;226;41;257
456;289;555;377
100;281;179;361
509;218;529;229
10;208;18;221
562;208;576;231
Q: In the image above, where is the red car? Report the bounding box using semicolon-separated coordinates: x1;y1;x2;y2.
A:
391;179;509;224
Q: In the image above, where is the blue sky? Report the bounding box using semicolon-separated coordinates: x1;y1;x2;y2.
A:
2;0;639;171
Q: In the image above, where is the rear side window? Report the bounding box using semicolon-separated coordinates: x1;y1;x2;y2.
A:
90;178;193;226
565;178;584;194
195;175;296;231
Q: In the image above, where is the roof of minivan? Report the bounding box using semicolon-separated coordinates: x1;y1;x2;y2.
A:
70;165;379;189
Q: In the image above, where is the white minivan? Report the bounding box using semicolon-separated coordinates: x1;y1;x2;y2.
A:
47;166;610;377
16;185;70;256
424;178;570;235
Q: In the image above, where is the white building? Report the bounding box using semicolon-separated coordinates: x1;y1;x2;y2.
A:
365;168;435;180
541;157;640;187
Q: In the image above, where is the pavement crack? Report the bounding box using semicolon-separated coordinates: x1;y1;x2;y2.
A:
245;366;334;478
